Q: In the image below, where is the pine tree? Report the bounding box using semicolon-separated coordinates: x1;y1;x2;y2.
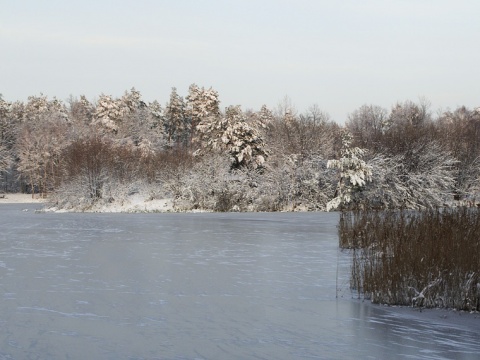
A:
327;131;372;211
186;84;220;144
195;105;268;169
93;94;122;133
164;87;186;146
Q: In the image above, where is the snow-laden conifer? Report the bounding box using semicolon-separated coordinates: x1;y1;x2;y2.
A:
164;87;186;146
327;131;372;211
195;105;268;169
93;94;122;133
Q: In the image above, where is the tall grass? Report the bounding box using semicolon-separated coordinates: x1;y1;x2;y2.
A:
339;208;480;311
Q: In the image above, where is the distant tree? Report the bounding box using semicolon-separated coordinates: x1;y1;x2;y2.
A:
15;95;70;197
251;104;275;129
0;143;12;184
119;87;143;115
0;96;15;149
143;99;166;153
21;94;67;124
346;104;388;151
16;124;43;196
116;88;149;146
388;99;430;128
23;94;49;123
68;95;95;127
301;104;330;126
16;118;70;197
275;95;297;123
186;84;220;144
266;104;337;161
435;106;480;195
148;100;165;137
327;131;372;211
93;94;122;134
164;87;187;146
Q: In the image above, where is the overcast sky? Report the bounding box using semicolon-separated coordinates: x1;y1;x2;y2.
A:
1;0;479;123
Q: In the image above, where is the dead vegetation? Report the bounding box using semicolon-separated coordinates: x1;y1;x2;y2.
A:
339;208;480;311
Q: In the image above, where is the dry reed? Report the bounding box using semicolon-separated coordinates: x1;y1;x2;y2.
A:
339;208;480;311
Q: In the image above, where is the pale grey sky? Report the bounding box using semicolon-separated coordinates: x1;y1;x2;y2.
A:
1;0;479;122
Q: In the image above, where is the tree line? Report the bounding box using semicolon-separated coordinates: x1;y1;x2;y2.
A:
0;87;478;211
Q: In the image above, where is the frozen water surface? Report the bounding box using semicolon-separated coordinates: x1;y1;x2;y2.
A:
0;204;478;359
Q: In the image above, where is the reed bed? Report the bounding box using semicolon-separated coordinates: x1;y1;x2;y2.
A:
339;208;480;311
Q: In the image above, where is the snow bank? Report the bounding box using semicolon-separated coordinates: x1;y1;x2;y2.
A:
0;193;46;204
46;194;176;213
92;196;175;213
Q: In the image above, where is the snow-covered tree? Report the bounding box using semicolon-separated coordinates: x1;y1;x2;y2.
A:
68;95;95;126
22;94;67;124
16;125;44;196
12;95;70;196
16;118;70;197
23;94;49;123
303;104;331;125
93;94;122;133
327;131;372;211
195;105;268;169
275;95;297;124
346;104;388;150
186;84;220;143
143;99;166;150
251;104;274;130
120;87;143;115
164;87;186;146
92;89;145;137
0;96;15;148
387;99;430;130
148;100;164;134
436;106;480;196
0;144;12;181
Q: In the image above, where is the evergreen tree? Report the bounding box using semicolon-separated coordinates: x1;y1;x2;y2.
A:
327;131;372;211
164;87;186;146
195;105;267;169
93;94;122;133
186;84;220;144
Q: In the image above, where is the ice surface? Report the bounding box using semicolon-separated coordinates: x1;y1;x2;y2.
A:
0;204;478;359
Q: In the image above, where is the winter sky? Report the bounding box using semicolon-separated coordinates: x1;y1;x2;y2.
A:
1;0;479;123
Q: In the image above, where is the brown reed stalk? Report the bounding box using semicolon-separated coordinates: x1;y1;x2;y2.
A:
339;208;480;311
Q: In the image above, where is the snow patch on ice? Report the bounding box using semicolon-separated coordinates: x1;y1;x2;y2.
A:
46;194;175;213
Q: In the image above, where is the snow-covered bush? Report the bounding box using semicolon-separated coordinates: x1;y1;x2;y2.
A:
246;154;335;211
169;153;246;211
364;142;457;209
51;136;152;210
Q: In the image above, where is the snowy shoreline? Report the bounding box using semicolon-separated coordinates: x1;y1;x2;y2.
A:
0;193;180;213
0;193;46;204
0;193;172;212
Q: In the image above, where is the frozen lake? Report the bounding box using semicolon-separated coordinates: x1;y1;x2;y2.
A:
0;204;479;359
